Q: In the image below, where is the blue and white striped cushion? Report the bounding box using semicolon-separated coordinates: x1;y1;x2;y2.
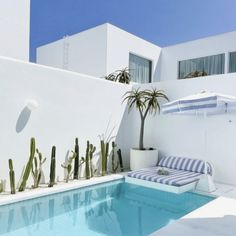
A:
158;156;212;175
128;167;201;187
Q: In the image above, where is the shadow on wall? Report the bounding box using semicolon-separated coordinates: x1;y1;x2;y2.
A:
16;106;31;133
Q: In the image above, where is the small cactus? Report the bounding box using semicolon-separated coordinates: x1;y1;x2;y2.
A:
73;138;79;179
31;149;46;188
89;143;96;178
19;138;36;192
8;159;16;194
48;146;56;187
0;180;5;193
61;151;76;183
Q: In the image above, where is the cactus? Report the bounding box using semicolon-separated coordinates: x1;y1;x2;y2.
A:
85;141;90;179
48;146;56;187
111;142;119;173
89;144;96;178
61;151;76;183
117;149;124;172
101;140;109;176
31;149;46;188
0;180;5;193
73;138;79;179
8;159;16;194
19;137;36;192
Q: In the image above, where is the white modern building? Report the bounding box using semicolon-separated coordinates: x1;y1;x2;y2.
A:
2;4;236;236
37;23;236;83
37;23;161;83
0;0;30;61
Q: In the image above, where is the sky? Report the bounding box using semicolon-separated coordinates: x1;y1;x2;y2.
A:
30;0;236;62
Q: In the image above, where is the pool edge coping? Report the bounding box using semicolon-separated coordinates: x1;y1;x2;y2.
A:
0;174;124;206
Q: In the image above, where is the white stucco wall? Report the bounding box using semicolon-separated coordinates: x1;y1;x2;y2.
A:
119;74;236;185
37;24;108;77
36;23;161;81
157;31;236;82
0;56;131;189
0;0;30;61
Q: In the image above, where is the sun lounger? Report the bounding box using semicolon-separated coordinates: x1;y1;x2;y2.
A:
126;156;214;194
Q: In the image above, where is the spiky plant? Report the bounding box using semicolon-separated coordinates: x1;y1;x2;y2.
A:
115;68;131;84
104;68;131;84
123;88;168;150
104;73;116;82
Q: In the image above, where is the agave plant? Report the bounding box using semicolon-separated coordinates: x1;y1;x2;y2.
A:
115;68;131;84
104;68;131;84
104;73;116;81
123;88;168;150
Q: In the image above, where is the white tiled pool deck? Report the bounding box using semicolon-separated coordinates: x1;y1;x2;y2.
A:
151;182;236;236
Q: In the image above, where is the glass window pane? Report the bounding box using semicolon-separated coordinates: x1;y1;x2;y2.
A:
129;53;152;83
229;52;236;73
179;54;225;79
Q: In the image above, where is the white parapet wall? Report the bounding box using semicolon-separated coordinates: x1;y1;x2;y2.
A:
0;0;30;61
118;74;236;185
0;56;131;189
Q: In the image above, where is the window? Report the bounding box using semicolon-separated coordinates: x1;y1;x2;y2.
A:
178;54;225;79
129;53;152;83
229;51;236;73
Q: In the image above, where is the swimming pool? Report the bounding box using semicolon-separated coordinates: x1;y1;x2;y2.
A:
0;179;213;236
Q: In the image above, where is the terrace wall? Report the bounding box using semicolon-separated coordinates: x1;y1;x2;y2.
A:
0;56;131;189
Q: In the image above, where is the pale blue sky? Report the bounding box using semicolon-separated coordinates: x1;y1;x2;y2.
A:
30;0;236;62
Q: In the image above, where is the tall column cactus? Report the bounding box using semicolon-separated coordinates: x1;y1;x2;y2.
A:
111;142;119;173
48;146;56;187
85;141;90;179
73;138;79;180
8;159;16;194
101;140;109;176
31;149;46;188
117;149;124;172
19;137;36;192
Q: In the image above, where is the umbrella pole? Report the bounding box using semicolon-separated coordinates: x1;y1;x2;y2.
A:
204;112;208;175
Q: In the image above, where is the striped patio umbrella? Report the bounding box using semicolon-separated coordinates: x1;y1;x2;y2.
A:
162;91;236;116
161;91;236;192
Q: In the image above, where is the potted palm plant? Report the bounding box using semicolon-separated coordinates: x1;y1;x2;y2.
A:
123;88;168;170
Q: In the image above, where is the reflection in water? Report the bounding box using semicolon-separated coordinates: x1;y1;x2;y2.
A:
7;209;14;233
0;180;213;236
49;199;54;230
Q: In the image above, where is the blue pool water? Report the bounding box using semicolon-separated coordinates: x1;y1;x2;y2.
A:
0;180;213;236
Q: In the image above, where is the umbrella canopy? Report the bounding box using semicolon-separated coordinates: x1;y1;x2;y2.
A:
162;91;236;116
